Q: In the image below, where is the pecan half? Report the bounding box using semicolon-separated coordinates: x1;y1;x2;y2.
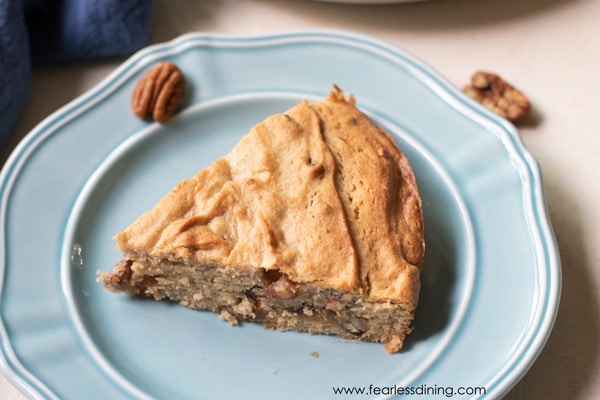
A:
131;61;186;123
463;71;530;121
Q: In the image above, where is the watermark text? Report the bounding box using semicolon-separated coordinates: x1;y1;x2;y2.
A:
332;383;487;397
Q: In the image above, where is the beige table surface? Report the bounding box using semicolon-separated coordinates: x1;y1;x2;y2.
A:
1;0;599;398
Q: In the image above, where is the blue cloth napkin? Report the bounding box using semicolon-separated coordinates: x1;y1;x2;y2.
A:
1;0;154;146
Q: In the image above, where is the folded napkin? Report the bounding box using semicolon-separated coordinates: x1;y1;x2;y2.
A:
1;0;154;146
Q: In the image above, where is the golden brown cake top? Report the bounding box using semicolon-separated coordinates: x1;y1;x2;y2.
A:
114;87;424;305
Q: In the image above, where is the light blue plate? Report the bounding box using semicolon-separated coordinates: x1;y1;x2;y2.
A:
0;30;560;400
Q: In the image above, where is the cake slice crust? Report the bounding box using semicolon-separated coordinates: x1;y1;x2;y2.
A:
98;87;424;353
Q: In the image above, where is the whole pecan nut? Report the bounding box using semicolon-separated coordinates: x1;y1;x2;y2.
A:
131;61;186;123
463;71;530;121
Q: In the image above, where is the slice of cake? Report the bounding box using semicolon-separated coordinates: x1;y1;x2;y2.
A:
98;87;425;353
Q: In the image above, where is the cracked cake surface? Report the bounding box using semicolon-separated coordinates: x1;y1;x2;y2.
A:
98;87;425;353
